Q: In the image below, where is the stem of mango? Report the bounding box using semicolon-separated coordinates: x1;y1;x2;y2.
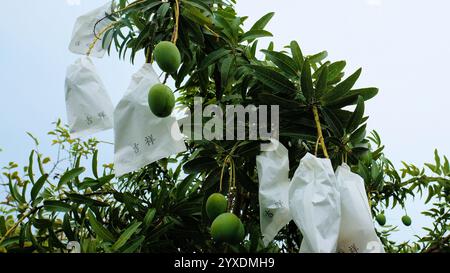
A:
312;105;329;159
171;0;180;44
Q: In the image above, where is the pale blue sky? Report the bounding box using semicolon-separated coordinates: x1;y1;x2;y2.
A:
1;0;449;243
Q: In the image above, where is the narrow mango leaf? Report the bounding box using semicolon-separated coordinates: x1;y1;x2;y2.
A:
315;65;329;97
321;68;362;104
8;177;25;204
28;150;35;184
143;208;156;229
87;211;116;242
198;49;231;70
112;222;142;251
183;157;218;174
182;6;213;27
43;200;72;213
308;51;328;64
121;235;145;253
182;0;213;15
57;167;86;189
249;65;297;94
261;50;299;77
301;60;314;103
66;193;109;207
346;96;365;133
250;12;275;31
0;216;7;236
290;41;304;69
36;153;45;176
221;56;235;92
324;87;378;108
322;107;345;138
240;30;273;43
92;150;98;179
30;174;48;201
350;124;367;144
328;61;346;82
63;213;75;241
27;222;46;253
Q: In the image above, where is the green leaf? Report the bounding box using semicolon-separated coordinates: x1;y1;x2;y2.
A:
31;174;48;201
176;174;196;199
79;174;115;191
63;213;75;241
301;59;314;103
327;61;346;82
57;167;86;189
321;68;362;104
28;150;35;184
308;51;328;64
183;157;218;174
8;177;24;204
112;222;142;251
322;107;345;137
250;12;275;31
27;223;46;252
18;222;27;248
350;124;367;144
87;211;116;242
249;65;297;94
182;3;213;26
443;156;449;176
425;186;434;204
290;41;304;69
198;49;231;70
0;236;20;248
121;235;145;253
182;0;213;15
66;193;109;207
214;13;236;42
92;150;98;179
240;30;273;43
316;65;329;97
143;208;156;229
221;56;235;92
324;87;378;108
0;216;7;236
434;149;441;175
32;218;52;229
346;96;365;133
43;200;72;213
26;132;39;146
36;153;45;176
261;50;299;77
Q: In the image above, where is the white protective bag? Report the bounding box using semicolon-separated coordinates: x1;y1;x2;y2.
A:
256;139;292;246
113;64;186;177
64;57;114;138
68;1;114;58
336;164;385;253
289;153;341;253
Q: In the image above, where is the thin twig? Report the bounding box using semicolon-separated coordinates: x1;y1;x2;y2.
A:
312;105;329;158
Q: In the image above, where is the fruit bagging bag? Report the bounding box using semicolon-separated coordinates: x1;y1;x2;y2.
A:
256;139;292;246
113;64;186;177
68;1;114;58
336;164;385;253
64;57;114;138
289;153;341;253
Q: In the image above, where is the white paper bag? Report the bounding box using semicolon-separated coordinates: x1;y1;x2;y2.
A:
65;57;114;138
68;1;114;58
256;139;292;246
336;164;385;253
113;64;186;177
289;153;341;253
